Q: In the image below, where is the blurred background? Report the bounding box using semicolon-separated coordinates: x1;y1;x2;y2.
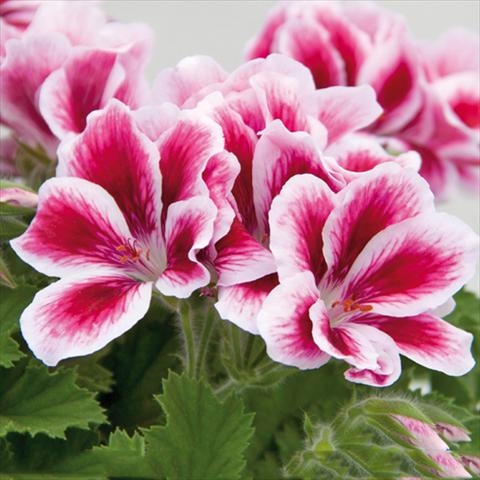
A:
103;0;480;293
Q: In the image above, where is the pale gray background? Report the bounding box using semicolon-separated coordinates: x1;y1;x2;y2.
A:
103;0;480;293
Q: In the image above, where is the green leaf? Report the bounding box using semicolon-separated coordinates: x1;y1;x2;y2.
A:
103;301;179;430
0;217;27;240
0;255;16;289
0;285;36;367
0;362;106;438
0;429;155;479
145;371;254;480
0;203;35;217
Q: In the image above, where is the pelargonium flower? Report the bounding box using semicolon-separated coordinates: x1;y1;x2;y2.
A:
153;53;419;332
10;100;223;366
246;1;421;134
0;0;153;155
247;1;480;195
257;163;478;386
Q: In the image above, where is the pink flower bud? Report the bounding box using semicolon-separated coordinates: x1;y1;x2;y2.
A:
461;455;480;475
436;423;471;442
393;415;449;452
0;187;38;208
431;451;472;478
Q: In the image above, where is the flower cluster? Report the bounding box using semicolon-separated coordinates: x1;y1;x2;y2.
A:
1;0;479;388
247;0;480;197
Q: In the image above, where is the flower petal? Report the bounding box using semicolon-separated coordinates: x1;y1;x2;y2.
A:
19;271;152;366
39;48;125;138
341;212;480;316
308;85;382;146
156;196;216;298
253;120;343;234
322;163;434;289
0;33;69;154
341;325;402;387
269;174;337;283
310;308;380;371
197;92;258;233
57;100;161;242
28;0;106;46
215;274;278;334
10;177;133;278
369;313;475;376
275;17;346;88
326;133;421;181
358;40;422;134
250;70;312;133
158;110;224;214
153;55;227;107
214;218;276;287
132;103;180;142
203;151;240;244
257;271;330;369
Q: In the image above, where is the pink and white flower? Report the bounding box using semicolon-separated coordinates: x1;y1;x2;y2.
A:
153;54;419;333
247;1;480;195
10;100;221;366
1;0;153;153
257;163;478;386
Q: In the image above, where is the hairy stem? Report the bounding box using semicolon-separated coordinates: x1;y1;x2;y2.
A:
195;305;216;379
179;301;195;377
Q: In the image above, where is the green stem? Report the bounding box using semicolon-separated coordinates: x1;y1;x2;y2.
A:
195;305;216;378
243;334;255;368
179;301;195;377
230;323;243;368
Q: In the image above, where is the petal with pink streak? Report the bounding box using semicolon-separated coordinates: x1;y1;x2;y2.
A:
197;93;258;233
133;103;180;142
341;212;480;317
275;18;346;88
39;48;125;138
269;174;336;283
19;271;152;366
214;218;276;287
358;40;422;134
322;163;434;289
202;151;240;244
245;4;286;59
307;85;382;146
158;111;224;214
10;177;133;278
257;271;330;369
341;325;402;387
435;73;480;131
0;33;69;155
57;100;161;242
326;133;421;182
250;71;311;133
215;273;278;334
156;196;216;299
313;8;371;85
153;55;227;107
310;308;380;371
253;120;342;234
367;313;475;376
